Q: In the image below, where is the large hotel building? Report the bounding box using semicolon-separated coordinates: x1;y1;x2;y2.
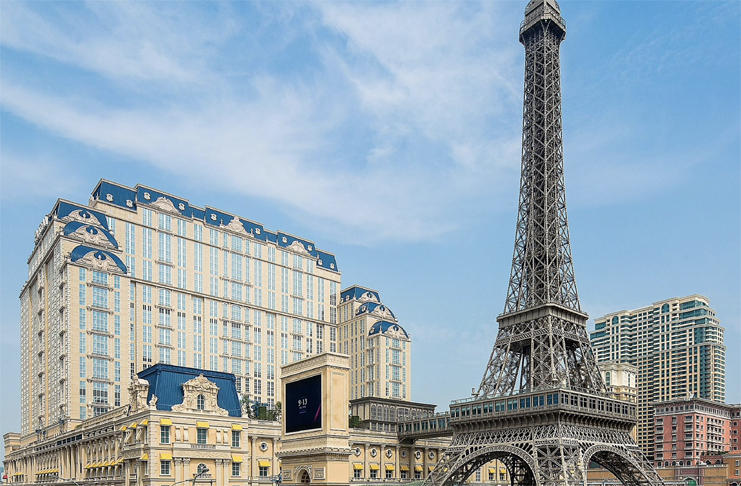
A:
20;180;411;438
589;295;726;458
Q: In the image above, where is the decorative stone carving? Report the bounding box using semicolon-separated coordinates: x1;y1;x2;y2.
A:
75;250;124;274
148;395;158;409
370;305;395;321
128;379;150;412
61;209;98;227
358;292;380;304
171;374;228;416
222;217;248;236
287;240;311;256
68;225;116;249
149;196;179;214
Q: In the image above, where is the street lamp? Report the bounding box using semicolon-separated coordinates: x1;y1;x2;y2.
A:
170;467;210;486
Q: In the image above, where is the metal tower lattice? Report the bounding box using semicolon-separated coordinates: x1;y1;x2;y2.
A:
423;1;665;485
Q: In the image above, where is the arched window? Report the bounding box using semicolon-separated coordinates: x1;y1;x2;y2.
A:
197;394;205;411
197;463;208;474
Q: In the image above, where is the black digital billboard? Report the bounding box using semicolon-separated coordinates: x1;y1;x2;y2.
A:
285;374;322;433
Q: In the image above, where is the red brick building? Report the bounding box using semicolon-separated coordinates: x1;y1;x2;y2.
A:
654;398;741;468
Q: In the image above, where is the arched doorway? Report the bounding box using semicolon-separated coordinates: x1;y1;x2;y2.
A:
300;470;311;484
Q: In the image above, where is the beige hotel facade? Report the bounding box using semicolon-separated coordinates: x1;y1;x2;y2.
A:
20;180;414;438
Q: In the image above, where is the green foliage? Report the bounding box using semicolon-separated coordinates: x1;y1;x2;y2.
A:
348;415;362;428
241;397;282;421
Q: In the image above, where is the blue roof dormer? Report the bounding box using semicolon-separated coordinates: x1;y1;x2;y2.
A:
368;321;409;339
340;286;381;304
137;364;242;417
316;250;339;273
136;185;191;218
355;302;397;322
54;201;109;230
92;180;138;212
277;232;318;258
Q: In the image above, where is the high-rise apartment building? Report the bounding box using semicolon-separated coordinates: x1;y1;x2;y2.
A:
338;286;411;401
20;180;342;436
590;295;726;457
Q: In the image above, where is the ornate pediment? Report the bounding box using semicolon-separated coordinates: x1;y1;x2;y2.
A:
61;209;103;228
287;240;311;256
222;216;248;236
370;305;396;321
149;196;180;215
75;249;126;274
171;374;228;416
65;223;117;249
358;292;380;304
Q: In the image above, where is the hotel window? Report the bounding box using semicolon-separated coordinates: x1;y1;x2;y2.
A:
161;426;170;444
354;469;362;479
370;469;378;479
232;430;240;448
160;460;171;476
197;429;207;444
232;463;240;477
386;468;393;479
259;466;269;477
197;394;205;410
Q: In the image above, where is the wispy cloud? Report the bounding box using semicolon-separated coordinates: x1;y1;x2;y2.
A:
0;2;236;86
1;1;732;243
1;1;527;243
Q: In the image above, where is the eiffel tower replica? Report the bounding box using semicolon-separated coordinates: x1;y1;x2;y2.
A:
425;1;664;485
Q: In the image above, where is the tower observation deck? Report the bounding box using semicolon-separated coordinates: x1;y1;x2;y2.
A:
423;1;665;485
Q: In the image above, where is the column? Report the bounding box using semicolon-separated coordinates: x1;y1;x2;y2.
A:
395;446;399;482
214;459;223;486
423;448;429;480
364;443;370;481
174;459;182;485
183;459;191;483
251;437;258;482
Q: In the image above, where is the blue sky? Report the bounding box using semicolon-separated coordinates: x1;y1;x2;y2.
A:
1;0;739;453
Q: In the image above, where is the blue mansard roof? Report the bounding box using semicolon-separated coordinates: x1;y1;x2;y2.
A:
368;320;409;339
341;286;381;304
355;302;397;321
88;180;338;272
137;364;243;417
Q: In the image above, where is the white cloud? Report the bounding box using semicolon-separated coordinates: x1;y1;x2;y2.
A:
0;2;235;86
1;1;528;244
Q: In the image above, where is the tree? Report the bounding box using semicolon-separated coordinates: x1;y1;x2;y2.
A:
349;415;362;428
